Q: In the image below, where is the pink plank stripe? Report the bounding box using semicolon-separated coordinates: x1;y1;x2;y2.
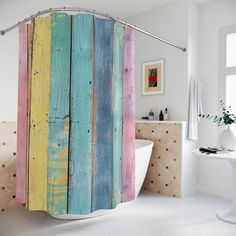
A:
26;23;34;207
16;24;28;204
122;27;135;202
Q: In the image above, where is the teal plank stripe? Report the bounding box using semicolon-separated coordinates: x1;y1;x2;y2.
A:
48;13;71;122
112;24;124;208
68;14;94;214
48;13;71;215
92;17;114;211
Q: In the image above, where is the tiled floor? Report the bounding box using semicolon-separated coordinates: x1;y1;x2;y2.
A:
1;191;236;236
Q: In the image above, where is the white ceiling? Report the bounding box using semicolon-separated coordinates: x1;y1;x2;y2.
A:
0;0;217;19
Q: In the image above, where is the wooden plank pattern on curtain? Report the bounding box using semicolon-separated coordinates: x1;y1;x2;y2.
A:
16;24;28;204
26;23;34;209
28;16;51;210
48;13;71;215
92;18;114;211
112;23;124;208
122;27;135;202
25;21;34;209
68;14;93;214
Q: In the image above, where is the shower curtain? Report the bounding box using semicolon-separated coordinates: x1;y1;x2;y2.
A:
16;13;135;215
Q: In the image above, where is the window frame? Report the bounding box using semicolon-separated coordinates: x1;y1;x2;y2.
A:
219;25;236;124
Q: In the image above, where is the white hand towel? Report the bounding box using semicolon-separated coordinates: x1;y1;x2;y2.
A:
188;77;203;140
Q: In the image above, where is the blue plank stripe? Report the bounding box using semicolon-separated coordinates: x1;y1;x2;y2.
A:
112;24;124;208
92;17;114;211
68;14;94;214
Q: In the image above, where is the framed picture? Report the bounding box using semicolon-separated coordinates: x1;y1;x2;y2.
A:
142;59;164;95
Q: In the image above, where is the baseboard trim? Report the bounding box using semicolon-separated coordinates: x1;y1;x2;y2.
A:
197;184;231;199
181;185;198;197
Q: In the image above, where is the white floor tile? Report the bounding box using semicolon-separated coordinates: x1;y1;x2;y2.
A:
1;191;236;236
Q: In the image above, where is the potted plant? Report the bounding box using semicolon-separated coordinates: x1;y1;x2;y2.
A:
199;100;236;150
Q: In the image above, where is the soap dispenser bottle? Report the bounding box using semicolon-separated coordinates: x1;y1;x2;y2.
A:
164;107;169;121
149;109;154;120
159;110;164;121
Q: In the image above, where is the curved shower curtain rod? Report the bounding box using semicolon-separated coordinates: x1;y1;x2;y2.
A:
0;7;186;52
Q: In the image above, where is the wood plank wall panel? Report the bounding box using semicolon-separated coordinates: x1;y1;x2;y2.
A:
122;27;135;202
68;14;93;214
28;16;51;211
47;13;71;215
112;23;124;208
136;122;182;197
16;24;28;204
92;18;114;211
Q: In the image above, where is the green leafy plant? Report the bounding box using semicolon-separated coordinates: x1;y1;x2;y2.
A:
199;100;236;126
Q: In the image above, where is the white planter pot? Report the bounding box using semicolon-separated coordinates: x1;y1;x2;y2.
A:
219;126;236;151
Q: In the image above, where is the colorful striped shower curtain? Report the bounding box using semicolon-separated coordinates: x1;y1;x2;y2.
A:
16;13;135;215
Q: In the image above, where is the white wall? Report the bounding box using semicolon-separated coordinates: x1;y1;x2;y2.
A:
183;0;199;196
187;0;200;79
0;9;18;121
198;0;236;198
127;0;189;121
128;0;199;195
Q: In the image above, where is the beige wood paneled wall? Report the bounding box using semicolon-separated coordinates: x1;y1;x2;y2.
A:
136;121;182;197
0;122;21;212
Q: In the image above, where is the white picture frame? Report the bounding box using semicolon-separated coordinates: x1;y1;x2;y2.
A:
142;59;165;95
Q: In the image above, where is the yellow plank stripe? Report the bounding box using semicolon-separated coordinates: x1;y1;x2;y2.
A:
28;16;51;211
